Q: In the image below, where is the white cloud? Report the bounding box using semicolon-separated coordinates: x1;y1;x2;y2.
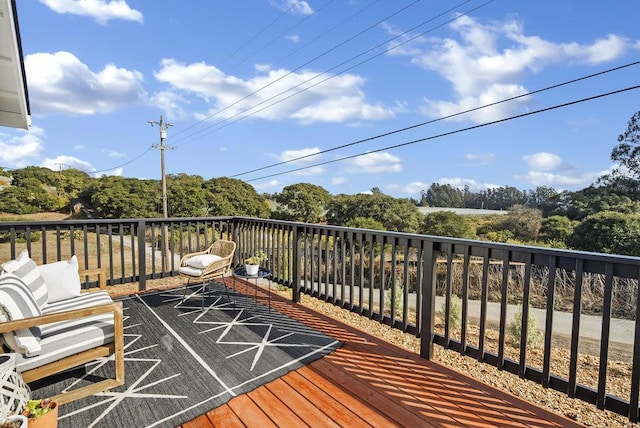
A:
0;127;45;165
466;153;495;165
42;155;95;173
331;176;348;186
40;0;143;25
272;147;326;176
154;59;397;124
148;91;188;121
95;167;123;177
389;15;639;124
269;0;313;15
386;181;429;195
518;152;604;189
279;147;321;163
74;144;85;150
26;51;146;116
344;152;402;174
519;170;605;188
522;152;573;171
101;149;126;158
285;35;300;43
253;179;283;191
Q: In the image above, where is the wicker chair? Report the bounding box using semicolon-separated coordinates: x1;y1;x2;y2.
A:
178;239;236;309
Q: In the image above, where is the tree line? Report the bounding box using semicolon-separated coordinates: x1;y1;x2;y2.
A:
1;111;639;256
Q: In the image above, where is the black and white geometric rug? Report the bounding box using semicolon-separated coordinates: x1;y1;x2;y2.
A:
29;284;341;427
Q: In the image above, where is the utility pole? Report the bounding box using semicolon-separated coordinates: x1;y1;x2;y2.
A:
54;162;69;175
149;115;174;270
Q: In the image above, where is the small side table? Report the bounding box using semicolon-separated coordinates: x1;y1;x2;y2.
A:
232;267;272;311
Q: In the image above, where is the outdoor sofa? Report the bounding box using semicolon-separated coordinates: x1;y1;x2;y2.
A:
0;250;124;405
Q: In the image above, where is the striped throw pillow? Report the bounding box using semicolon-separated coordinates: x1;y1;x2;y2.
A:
2;249;48;307
0;273;42;356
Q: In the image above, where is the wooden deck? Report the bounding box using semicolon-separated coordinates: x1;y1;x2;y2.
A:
179;280;583;428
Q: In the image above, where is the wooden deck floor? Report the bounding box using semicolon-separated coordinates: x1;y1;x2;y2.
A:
179;280;582;428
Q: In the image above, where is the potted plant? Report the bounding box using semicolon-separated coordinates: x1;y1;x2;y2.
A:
0;415;27;428
22;399;57;428
244;250;266;276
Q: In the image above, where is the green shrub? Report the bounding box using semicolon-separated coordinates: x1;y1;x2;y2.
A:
0;231;41;243
441;294;462;329
508;306;543;348
385;282;403;315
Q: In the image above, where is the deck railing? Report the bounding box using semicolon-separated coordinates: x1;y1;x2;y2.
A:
2;216;640;421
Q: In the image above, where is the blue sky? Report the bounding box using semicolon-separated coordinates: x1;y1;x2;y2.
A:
3;0;640;198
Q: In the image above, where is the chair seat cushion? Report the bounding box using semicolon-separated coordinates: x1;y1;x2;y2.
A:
16;291;115;372
179;266;204;277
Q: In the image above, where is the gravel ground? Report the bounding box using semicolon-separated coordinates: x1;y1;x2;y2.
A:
112;279;634;428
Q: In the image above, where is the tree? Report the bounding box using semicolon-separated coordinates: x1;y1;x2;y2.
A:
167;174;207;217
567;211;640;256
551;186;640;221
204;177;270;218
421;211;475;239
524;186;559;211
424;183;464;208
344;217;385;231
610;111;640;178
89;176;159;218
0;186;39;214
485;186;526;210
500;205;542;241
274;183;331;223
326;193;422;233
10;166;57;187
55;168;92;200
540;215;577;243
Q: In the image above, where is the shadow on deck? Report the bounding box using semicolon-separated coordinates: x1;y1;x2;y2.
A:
180;279;582;428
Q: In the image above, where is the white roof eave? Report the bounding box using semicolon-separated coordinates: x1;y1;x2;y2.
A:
0;0;30;130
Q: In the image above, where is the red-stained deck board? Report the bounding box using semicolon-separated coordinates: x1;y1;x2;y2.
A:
179;280;584;428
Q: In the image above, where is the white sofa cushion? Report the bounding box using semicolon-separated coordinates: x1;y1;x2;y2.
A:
2;249;48;307
185;254;221;269
38;255;82;304
17;291;115;372
0;273;42;357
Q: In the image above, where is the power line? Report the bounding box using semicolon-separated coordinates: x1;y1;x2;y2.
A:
231;60;640;177
270;0;385;70
171;0;483;148
224;0;339;75
243;84;640;182
174;0;325;138
92;147;154;175
199;0;303;79
170;0;421;142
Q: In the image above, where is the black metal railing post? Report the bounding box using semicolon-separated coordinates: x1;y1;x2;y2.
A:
420;240;438;360
292;225;301;303
137;220;146;291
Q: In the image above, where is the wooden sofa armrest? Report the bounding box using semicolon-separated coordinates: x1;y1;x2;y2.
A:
0;301;125;404
0;302;122;333
79;267;108;290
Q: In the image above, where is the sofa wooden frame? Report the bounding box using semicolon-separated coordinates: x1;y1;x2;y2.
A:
0;268;125;405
